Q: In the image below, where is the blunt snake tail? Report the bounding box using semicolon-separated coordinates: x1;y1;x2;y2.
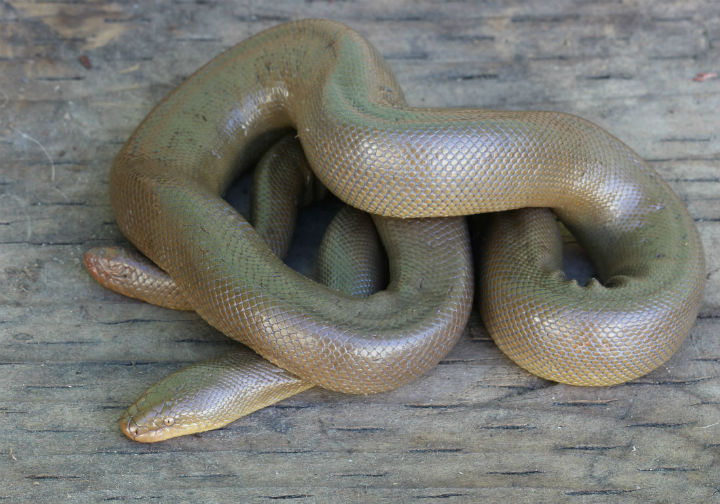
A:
85;19;705;442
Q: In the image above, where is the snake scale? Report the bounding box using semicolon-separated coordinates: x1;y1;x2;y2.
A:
84;19;705;442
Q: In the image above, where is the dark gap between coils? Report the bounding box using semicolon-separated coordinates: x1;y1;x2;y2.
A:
223;142;391;292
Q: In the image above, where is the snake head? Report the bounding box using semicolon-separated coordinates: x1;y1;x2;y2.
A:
84;246;132;285
118;351;314;442
119;378;208;443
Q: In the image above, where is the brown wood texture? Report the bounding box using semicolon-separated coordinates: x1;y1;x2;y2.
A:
1;1;719;502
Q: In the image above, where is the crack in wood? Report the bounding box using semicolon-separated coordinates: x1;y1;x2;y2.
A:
553;400;617;407
383;51;430;60
437;358;475;365
637;466;695;472
334;472;388;477
486;470;544;475
177;473;236;478
259;495;312;500
479;424;536;430
660;137;712;142
268;404;314;410
413;493;465;499
24;384;85;389
627;422;691;428
511;14;582;23
439;34;495;43
625;376;717;386
407;448;463;453
98;318;192;325
328;427;385;432
558;445;623;451
35;76;86;81
452;73;499;81
26;474;85;480
404;403;466;409
254;450;314;455
565;489;636;496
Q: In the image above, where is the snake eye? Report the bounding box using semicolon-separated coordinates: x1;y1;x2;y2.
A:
163;417;175;426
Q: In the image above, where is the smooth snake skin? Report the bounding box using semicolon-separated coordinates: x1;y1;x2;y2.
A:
84;19;705;442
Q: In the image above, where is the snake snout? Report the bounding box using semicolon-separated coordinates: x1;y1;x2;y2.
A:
84;247;128;286
119;401;180;442
83;248;106;282
119;412;141;441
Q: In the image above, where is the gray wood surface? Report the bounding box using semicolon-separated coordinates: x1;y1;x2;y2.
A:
1;0;719;502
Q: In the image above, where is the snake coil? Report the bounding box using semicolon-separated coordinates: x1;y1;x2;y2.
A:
85;19;705;442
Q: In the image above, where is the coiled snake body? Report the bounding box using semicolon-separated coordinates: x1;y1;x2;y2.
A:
85;19;705;442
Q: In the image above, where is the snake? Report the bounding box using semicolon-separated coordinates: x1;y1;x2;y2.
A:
84;19;705;442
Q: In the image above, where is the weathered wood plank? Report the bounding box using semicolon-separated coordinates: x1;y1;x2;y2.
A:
1;0;719;502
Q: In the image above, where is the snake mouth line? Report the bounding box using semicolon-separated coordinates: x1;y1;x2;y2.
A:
119;408;201;442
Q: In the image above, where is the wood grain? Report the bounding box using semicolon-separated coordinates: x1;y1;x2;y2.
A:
1;0;719;502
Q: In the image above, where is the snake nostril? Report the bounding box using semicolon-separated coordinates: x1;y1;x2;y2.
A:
119;413;140;440
126;419;137;435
